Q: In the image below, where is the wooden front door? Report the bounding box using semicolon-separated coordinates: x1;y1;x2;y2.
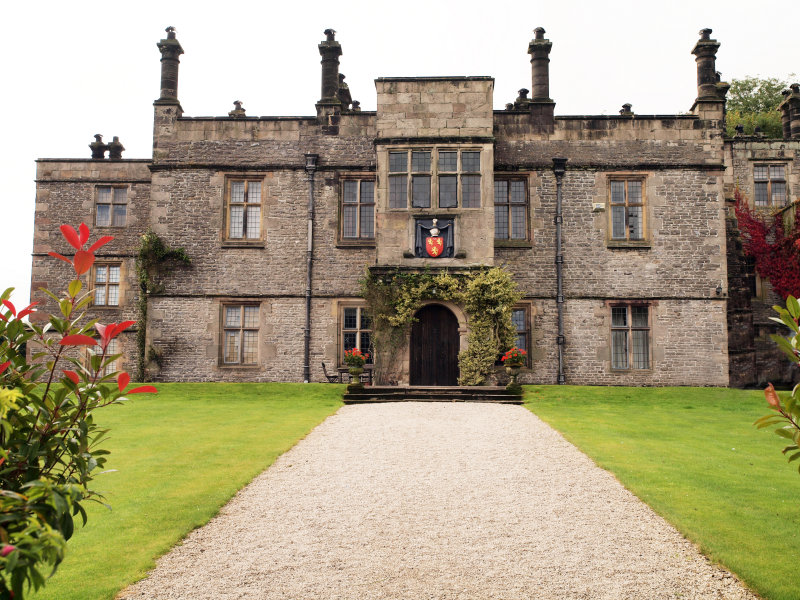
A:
410;304;459;386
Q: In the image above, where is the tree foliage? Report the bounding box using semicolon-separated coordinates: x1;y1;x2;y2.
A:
726;74;795;138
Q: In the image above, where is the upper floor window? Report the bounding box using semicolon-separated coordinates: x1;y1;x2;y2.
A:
96;186;127;227
226;180;262;240
611;304;650;370
341;306;373;367
754;164;786;207
222;304;259;365
494;179;528;240
341;179;375;241
609;178;645;241
93;263;121;307
389;149;481;209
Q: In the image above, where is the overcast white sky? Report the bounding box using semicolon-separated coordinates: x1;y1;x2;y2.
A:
1;0;797;309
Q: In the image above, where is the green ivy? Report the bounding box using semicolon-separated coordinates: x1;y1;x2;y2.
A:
360;267;521;385
134;231;190;381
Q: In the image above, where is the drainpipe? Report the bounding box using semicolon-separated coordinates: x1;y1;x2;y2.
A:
303;154;318;383
552;158;568;384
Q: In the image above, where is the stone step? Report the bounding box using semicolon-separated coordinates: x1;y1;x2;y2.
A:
342;386;524;405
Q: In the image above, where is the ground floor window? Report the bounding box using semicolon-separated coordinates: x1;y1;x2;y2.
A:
88;338;120;377
340;306;373;366
222;305;259;365
611;304;650;369
511;306;531;366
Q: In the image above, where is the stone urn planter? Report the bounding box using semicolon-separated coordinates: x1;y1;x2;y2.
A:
501;348;527;395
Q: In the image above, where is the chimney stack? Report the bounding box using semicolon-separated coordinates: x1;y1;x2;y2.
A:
691;28;721;102
156;26;184;104
528;27;555;133
780;83;800;140
318;29;342;106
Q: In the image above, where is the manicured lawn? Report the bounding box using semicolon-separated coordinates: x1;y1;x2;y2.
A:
31;383;343;600
525;385;800;600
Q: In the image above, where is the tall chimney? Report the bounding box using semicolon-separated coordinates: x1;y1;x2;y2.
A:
691;28;721;102
780;89;792;140
318;29;342;106
156;26;184;104
785;83;800;140
528;27;555;133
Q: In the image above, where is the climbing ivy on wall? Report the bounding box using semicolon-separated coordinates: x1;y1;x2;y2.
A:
134;230;190;381
360;267;521;385
734;188;800;300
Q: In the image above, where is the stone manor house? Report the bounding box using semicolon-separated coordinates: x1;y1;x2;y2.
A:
30;27;800;387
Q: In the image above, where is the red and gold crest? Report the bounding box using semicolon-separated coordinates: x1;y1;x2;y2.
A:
425;236;444;258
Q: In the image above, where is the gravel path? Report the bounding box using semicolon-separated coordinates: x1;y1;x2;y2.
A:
118;403;756;600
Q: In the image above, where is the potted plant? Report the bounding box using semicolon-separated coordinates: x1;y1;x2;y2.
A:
343;348;369;388
501;347;527;394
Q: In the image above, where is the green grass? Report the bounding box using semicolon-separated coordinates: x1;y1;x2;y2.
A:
31;383;343;600
524;385;800;600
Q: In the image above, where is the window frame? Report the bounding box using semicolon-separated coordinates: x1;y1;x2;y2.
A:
387;147;482;210
223;177;264;246
511;305;532;367
339;304;373;368
91;262;123;308
609;303;652;371
753;163;788;208
219;303;260;367
338;176;376;246
95;185;128;228
494;177;530;245
607;175;648;247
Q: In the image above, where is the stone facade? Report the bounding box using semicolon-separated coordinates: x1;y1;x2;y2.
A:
30;27;800;387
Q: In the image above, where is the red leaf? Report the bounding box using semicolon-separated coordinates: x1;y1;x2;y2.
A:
59;334;98;346
0;361;10;375
0;314;6;322
2;300;16;317
126;385;158;395
63;370;80;385
765;383;781;409
78;223;90;246
48;251;73;266
117;372;130;392
17;302;39;320
95;323;110;349
73;250;95;275
87;235;114;253
60;225;82;250
110;321;136;338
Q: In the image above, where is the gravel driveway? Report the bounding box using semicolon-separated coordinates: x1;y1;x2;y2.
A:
118;403;756;600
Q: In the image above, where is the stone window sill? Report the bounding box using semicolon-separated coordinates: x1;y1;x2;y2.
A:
221;241;265;249
606;239;651;249
336;240;376;249
495;240;532;249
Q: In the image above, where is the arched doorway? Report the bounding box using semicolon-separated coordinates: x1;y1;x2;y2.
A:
410;304;459;386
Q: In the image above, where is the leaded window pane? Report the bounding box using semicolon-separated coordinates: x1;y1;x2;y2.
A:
98;187;112;203
510;181;526;203
389;176;407;208
95;287;106;305
494;181;506;203
96;205;111;227
610;181;625;204
628;206;643;240
412;151;431;172
772;182;786;205
224;331;240;363
516;334;527;352
342;205;357;238
389;152;407;173
108;266;120;283
611;307;627;327
229;205;244;238
512;309;525;331
360;311;371;330
462;152;480;172
95;266;108;283
343;308;357;329
343;331;357;351
231;182;245;203
360;205;374;238
754;182;768;206
631;306;648;327
243;306;259;328
462;175;481;208
627;181;642;204
242;331;258;364
412;175;431;208
225;306;241;328
246;205;261;238
611;330;628;369
247;182;261;203
611;206;626;239
343;180;358;203
107;285;119;306
360;181;374;204
495;205;509;239
112;204;127;226
439;175;457;208
632;329;649;369
360;332;372;362
511;205;526;239
113;188;127;204
753;165;768;180
438;151;457;171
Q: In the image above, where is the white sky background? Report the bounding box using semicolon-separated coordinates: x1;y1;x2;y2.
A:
1;0;797;308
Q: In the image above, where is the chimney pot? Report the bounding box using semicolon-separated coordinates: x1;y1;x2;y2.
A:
156;26;184;104
534;27;545;40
